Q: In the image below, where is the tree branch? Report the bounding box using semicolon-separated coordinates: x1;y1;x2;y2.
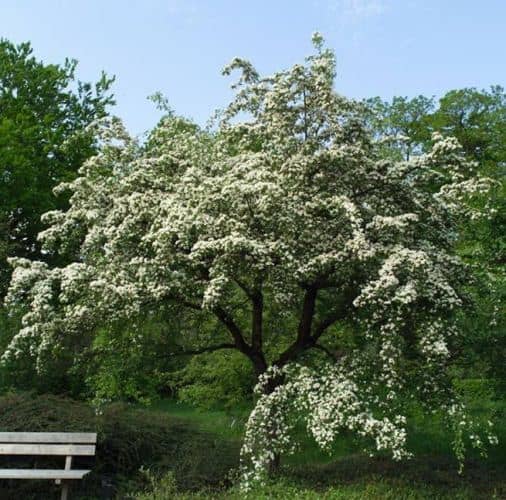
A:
311;285;356;342
234;276;255;300
296;286;318;343
312;310;344;341
213;306;251;354
251;290;263;351
274;286;318;367
274;284;357;368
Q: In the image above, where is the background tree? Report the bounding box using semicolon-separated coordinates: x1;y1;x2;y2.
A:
365;95;434;160
433;88;506;389
431;86;506;169
366;87;506;389
0;39;114;296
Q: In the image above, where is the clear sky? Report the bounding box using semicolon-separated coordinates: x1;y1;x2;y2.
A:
1;1;505;135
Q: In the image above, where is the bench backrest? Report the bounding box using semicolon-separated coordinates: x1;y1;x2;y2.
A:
0;433;97;457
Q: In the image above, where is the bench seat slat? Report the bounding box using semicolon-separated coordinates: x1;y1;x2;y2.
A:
0;469;91;480
0;433;96;444
0;444;95;456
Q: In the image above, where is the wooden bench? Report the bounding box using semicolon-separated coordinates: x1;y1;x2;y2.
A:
0;432;97;500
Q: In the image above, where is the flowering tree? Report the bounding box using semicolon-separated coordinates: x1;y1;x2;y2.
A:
4;34;496;484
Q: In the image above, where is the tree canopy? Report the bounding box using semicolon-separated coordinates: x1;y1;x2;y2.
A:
3;35;499;485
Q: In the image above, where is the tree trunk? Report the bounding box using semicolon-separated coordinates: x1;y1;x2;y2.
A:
261;368;286;475
268;452;281;475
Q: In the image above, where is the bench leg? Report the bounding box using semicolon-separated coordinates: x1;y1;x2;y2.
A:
61;455;72;499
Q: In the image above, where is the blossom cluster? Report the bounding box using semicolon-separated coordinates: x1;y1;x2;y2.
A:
239;362;411;489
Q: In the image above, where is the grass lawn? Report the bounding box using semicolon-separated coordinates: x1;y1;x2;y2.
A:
147;399;247;441
141;397;506;500
0;393;502;498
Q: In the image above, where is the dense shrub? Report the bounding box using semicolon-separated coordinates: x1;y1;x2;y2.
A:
167;350;255;412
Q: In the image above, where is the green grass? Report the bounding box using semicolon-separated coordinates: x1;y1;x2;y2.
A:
131;464;506;500
0;393;503;498
147;395;506;466
146;399;247;440
135;396;506;500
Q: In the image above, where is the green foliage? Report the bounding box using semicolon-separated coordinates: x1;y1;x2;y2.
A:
0;301;86;395
432;86;506;168
453;378;496;406
168;350;255;411
0;305;187;400
0;38;114;295
85;317;178;405
367;86;506;169
365;95;435;159
130;470;180;499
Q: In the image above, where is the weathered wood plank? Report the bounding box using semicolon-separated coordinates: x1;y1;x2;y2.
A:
0;444;96;456
0;469;90;480
0;433;96;444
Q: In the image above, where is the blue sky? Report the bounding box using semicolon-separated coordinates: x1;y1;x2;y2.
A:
1;1;505;135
